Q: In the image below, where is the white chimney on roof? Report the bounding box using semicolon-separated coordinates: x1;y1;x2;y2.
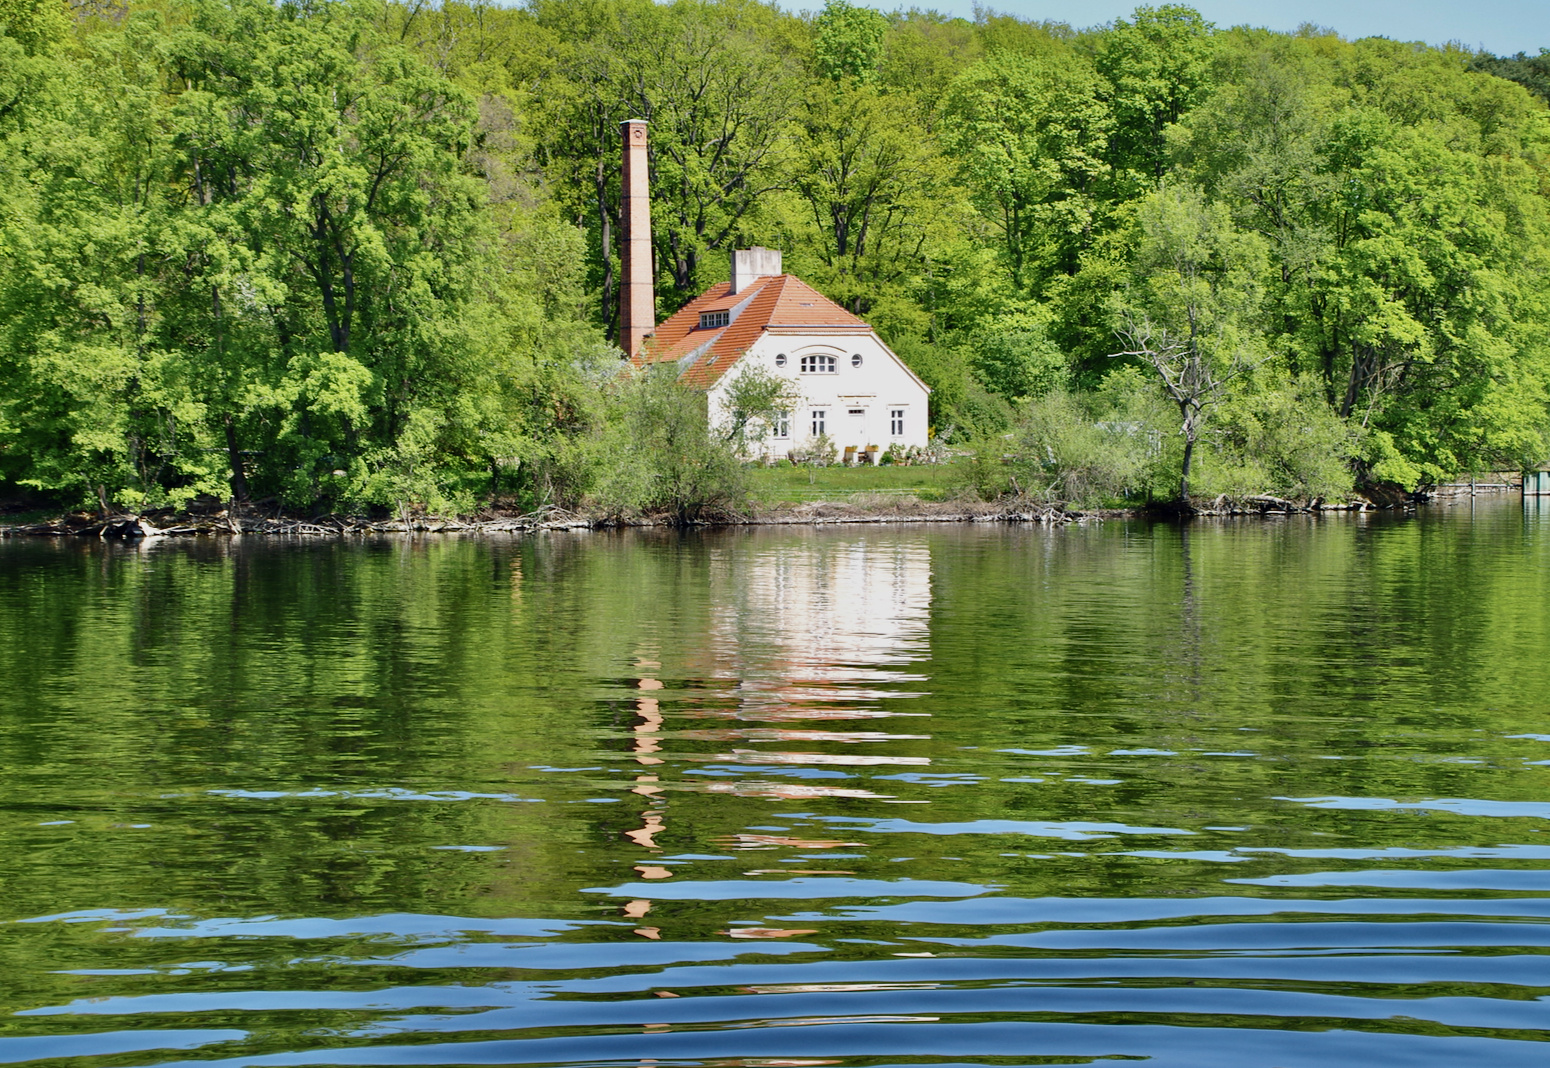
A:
730;247;782;294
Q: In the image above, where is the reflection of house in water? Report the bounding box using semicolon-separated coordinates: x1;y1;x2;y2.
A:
710;537;934;687
700;539;935;800
665;537;934;799
618;536;936;930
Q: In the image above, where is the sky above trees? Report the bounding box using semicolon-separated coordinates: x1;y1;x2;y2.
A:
838;1;1550;55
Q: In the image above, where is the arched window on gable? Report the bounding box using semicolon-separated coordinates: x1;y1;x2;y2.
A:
800;353;837;374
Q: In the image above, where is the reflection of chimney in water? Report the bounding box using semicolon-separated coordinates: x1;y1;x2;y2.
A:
626;662;670;938
619;120;654;359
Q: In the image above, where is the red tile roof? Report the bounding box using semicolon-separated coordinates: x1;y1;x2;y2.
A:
632;275;872;391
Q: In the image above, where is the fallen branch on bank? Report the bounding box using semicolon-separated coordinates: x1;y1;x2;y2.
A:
1;481;1480;539
0;508;590;539
1185;494;1383;516
742;497;1093;526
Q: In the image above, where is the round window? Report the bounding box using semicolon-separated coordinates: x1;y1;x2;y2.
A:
851;353;863;367
775;353;787;367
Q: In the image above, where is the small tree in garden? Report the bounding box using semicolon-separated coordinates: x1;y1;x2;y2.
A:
717;365;802;453
1111;185;1270;505
789;433;838;467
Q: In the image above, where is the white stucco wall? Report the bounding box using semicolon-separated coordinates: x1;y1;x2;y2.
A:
707;332;931;460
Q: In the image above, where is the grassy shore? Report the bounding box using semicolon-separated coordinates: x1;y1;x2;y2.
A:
746;463;961;504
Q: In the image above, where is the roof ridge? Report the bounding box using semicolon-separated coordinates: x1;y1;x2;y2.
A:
638;270;871;388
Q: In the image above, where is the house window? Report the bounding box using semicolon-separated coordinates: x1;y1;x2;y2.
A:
848;408;865;416
774;353;787;367
890;409;905;436
800;353;837;373
699;310;729;329
811;409;826;436
773;410;790;438
851;353;863;367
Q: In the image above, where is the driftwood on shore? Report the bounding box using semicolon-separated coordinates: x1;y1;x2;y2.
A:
2;498;1091;539
1;506;596;539
1192;493;1378;516
738;498;1089;525
1;483;1479;540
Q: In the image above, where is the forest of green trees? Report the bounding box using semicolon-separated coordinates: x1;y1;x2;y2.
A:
3;0;1550;516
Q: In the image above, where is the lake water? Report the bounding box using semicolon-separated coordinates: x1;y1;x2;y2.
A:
2;500;1549;1067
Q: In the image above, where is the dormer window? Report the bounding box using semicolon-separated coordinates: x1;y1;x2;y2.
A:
699;310;729;329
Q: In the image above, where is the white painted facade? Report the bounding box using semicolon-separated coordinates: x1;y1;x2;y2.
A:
706;331;931;460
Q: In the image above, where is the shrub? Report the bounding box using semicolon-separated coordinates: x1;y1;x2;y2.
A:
585;368;748;523
962;372;1170;506
1205;375;1359;501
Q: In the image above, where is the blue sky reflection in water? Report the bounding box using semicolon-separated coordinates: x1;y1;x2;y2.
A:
1;499;1550;1066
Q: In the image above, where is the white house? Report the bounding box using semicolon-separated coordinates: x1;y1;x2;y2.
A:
633;248;932;459
616;121;930;460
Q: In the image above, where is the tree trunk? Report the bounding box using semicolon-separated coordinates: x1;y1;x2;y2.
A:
224;413;249;502
1179;432;1195;503
596;157;616;341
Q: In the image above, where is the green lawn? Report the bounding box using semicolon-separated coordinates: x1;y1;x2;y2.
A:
746;462;962;503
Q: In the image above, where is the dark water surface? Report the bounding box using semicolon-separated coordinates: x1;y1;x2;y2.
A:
3;501;1550;1067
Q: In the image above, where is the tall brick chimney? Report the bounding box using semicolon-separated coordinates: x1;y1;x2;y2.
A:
619;119;654;359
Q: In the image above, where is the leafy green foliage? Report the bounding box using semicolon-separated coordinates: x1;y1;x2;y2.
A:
0;0;608;514
1207;373;1358;500
530;0;801;318
588;367;746;523
813;0;888;84
961;371;1169;506
1470;48;1550;105
3;1;1550;516
0;0;68;55
963;306;1068;401
1095;4;1215;186
939;44;1112;291
777;80;950;318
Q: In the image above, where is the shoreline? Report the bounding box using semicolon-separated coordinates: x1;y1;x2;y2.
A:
0;489;1487;540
